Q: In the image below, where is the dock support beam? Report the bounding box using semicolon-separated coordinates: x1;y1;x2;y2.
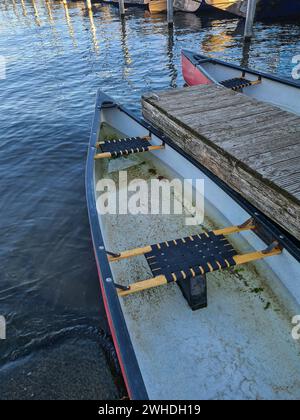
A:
244;0;257;41
167;0;174;26
119;0;125;17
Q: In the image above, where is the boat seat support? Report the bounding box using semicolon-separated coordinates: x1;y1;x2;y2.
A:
94;136;164;159
177;273;208;311
107;220;282;309
221;76;262;91
114;282;131;292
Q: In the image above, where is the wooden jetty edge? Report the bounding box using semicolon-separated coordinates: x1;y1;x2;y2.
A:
142;84;300;240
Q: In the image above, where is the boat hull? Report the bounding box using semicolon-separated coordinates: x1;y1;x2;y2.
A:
174;0;202;12
182;53;213;86
203;0;300;19
149;0;167;13
257;0;300;19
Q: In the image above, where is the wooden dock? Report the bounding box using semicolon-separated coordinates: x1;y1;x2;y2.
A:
142;84;300;240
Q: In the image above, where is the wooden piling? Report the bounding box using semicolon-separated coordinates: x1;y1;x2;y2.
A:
119;0;125;17
244;0;257;40
86;0;92;10
167;0;173;26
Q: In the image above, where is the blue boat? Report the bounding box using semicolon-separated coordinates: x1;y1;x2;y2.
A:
201;0;300;20
256;0;300;19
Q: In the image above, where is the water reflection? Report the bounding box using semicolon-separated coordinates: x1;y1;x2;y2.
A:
62;0;77;46
20;0;27;17
4;1;298;81
167;26;177;88
31;0;41;26
241;39;251;67
173;10;204;32
120;17;132;77
11;0;20;19
87;3;99;53
45;0;54;23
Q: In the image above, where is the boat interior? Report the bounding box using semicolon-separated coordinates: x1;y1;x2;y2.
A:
93;102;300;400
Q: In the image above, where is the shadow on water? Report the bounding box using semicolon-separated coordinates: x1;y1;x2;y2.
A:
0;0;299;400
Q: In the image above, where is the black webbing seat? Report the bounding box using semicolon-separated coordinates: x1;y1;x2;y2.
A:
94;136;164;159
221;77;256;91
145;231;237;283
101;137;151;157
107;218;282;310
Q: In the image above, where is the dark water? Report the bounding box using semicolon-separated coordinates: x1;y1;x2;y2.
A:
0;0;299;400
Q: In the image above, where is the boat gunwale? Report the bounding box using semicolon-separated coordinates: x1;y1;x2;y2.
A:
182;49;300;90
86;89;300;399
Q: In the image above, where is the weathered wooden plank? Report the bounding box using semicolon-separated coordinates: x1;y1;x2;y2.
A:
144;84;227;102
146;90;238;115
173;100;269;121
275;173;300;192
150;95;300;152
256;157;300;181
199;115;300;146
218;131;300;157
244;143;300;169
143;88;217;108
184;108;298;135
294;191;300;200
169;93;263;115
142;85;300;240
170;97;252;117
154;101;300;167
184;107;284;131
156;85;297;129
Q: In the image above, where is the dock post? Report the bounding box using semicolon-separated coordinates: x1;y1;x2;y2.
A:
167;0;174;26
119;0;125;17
244;0;257;41
86;0;92;10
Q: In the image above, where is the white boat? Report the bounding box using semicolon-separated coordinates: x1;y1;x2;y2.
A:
182;49;300;115
149;0;202;13
174;0;202;12
86;90;300;399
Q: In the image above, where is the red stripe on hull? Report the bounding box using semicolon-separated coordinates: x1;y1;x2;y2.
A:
93;246;133;400
182;54;213;87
